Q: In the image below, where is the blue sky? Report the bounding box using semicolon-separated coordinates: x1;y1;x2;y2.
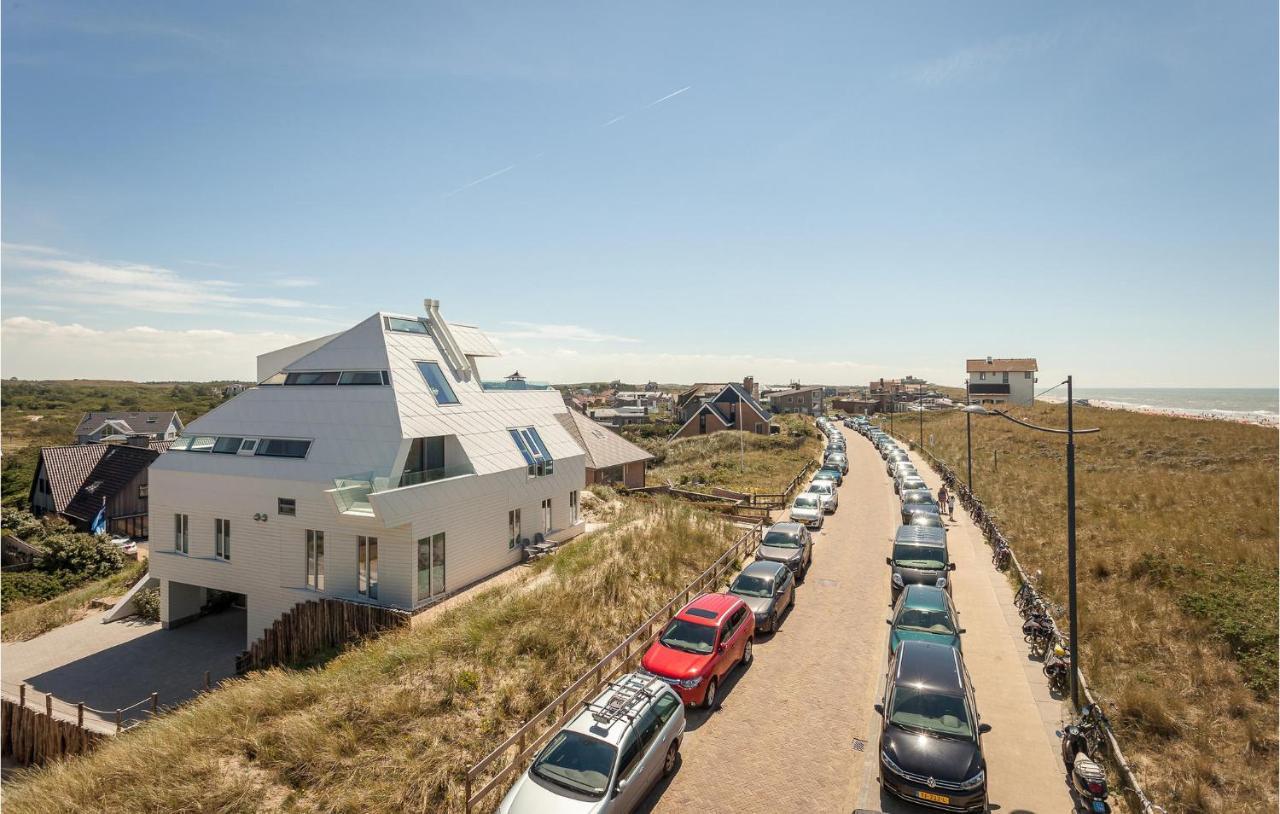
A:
2;1;1276;387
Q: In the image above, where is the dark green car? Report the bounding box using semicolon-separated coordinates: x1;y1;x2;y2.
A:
887;584;963;654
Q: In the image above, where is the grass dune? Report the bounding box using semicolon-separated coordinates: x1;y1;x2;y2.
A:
882;404;1277;812
3;501;740;814
646;414;822;494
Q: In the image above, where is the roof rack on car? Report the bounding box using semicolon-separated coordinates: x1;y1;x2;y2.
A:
587;673;657;726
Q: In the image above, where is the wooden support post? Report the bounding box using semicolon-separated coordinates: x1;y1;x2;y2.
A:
151;692;159;715
204;670;211;690
115;708;122;733
78;702;85;727
465;777;471;814
19;683;26;708
46;694;53;716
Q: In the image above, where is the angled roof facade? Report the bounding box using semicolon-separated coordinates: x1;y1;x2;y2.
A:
74;411;182;438
555;409;653;470
34;444;160;522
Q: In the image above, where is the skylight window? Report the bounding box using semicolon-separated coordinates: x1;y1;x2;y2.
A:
510;427;555;477
385;316;429;334
416;361;459;405
338;370;387;385
285;371;340;385
255;439;312;459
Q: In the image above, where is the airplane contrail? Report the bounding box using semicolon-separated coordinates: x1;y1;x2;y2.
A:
603;85;692;127
442;164;519;198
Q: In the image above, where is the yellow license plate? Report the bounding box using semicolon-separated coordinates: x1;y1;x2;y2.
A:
917;790;951;804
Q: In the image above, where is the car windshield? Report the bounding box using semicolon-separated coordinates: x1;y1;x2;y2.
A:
762;531;802;548
903;492;934;504
794;496;820;509
897;607;957;635
531;730;617;798
815;470;839;479
892;544;947;570
660;617;718;654
807;484;832;495
912;516;944;528
730;574;774;598
889;686;973;739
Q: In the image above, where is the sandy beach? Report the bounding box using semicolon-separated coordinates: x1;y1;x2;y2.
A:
1040;394;1279;428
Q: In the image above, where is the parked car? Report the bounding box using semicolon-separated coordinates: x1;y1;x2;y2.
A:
909;513;946;530
824;452;849;475
887;525;953;600
895;472;925;494
886;452;912;476
874;641;989;811
499;671;685;813
812;466;843;488
887;584;963;654
889;459;917;480
727;560;795;633
107;535;138;556
757;521;814;578
900;490;941;524
641;593;754;709
789;493;825;529
805;480;839;513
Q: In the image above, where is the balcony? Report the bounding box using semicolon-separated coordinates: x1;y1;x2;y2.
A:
330;465;474;515
480;380;552;392
969;383;1011;395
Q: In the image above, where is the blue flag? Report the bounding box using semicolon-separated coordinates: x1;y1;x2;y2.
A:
90;501;107;535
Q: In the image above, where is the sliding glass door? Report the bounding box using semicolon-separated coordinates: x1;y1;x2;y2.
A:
417;533;446;602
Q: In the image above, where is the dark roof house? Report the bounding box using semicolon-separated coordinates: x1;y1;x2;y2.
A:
29;442;161;535
74;411;183;444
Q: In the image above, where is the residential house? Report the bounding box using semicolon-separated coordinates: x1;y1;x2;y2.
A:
588;406;652;428
765;385;825;416
29;437;162;538
831;397;878;415
146;300;588;647
74;411;183;445
676;376;762;424
670;382;773;440
966;357;1038;406
556;408;653;489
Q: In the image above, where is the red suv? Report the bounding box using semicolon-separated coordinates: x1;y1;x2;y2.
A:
641;593;754;709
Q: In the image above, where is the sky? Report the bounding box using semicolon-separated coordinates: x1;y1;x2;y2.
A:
2;1;1277;388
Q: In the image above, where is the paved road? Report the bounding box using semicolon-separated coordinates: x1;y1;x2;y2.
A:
644;425;1073;813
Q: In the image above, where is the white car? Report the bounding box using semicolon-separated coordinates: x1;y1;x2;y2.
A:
107;535;138;556
805;481;839;513
499;672;685;813
789;493;825;529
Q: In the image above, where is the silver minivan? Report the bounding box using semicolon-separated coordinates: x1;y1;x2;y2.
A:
499;672;685;813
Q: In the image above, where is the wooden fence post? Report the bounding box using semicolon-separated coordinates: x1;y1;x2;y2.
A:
204;671;211;691
19;683;26;708
151;692;159;716
115;708;122;733
45;693;52;717
77;702;84;727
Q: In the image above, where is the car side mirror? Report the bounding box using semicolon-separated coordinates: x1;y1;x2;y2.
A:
978;723;992;734
717;642;727;653
948;563;957;571
885;619;892;625
885;556;893;566
614;776;630;796
873;703;884;715
958;628;967;635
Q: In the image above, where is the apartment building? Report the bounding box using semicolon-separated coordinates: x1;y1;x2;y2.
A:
966;357;1038;406
146;300;587;647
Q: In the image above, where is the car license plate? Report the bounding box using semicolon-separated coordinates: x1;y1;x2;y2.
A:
917;790;951;805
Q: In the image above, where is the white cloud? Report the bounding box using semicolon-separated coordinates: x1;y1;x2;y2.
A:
1;243;331;315
493;321;639;344
1;317;305;380
909;33;1053;86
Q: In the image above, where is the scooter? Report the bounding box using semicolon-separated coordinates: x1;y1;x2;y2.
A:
1060;706;1111;813
1043;644;1071;695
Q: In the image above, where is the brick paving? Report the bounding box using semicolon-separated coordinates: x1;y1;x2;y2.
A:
643;425;1074;814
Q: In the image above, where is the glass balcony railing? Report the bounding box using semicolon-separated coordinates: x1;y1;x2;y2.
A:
331;465;475;514
395;464;473;488
480;380;552;392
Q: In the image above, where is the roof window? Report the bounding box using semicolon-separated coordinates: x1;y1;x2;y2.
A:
511;427;554;477
385;316;429;334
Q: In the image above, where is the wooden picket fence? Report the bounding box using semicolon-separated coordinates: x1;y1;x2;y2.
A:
236;598;410;673
2;698;103;766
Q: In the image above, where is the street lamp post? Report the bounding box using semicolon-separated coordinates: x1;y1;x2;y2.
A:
919;380;925;449
963;377;1098;709
965;379;973;490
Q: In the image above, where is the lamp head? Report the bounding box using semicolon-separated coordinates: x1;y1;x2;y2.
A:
962;404;990;415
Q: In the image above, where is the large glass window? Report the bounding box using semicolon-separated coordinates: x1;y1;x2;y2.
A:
358;536;378;599
306;529;325;590
508;509;521;550
174;513;188;554
212;437;244;454
338;370;384;385
417;533;446;602
215;518;230;561
570;491;579;525
284;371;340;385
256;439;312;458
416;361;459;405
385;316;429;334
510;427;554;477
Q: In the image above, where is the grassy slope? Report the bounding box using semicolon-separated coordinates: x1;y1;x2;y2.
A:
879;406;1277;812
4;502;740;813
2;559;149;642
646;414;822;494
1;380;232;506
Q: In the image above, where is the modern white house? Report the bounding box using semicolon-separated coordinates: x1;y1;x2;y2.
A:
966;357;1039;406
146;300;587;647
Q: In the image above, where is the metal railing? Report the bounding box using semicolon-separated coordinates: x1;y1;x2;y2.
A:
463;519;764;812
882;427;1165;814
0;669;223;736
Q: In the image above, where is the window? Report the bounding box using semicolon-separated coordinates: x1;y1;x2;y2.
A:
138;483;148;499
510;427;554;477
212;436;244;454
418;532;446;601
188;436;217;453
358;536;378;598
569;491;579;525
305;530;325;590
542;498;552;532
278;497;296;516
653;691;680;725
1002;372;1009;383
337;370;384;385
215;518;231;561
174;513;189;554
698;413;707;433
1025;371;1033;379
979;372;987;380
240;439;258;453
284;371;340;385
256;439;311;458
385;316;429;334
508;509;522;550
416;361;459;404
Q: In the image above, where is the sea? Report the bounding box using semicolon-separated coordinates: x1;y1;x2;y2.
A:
1042;387;1279;426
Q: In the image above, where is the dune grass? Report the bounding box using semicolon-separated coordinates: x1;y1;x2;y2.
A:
880;405;1277;813
1;559;149;642
3;501;740;814
647;413;823;494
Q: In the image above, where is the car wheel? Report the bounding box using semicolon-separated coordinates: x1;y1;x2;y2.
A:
742;638;754;666
702;678;719;710
662;741;679;777
766;612;776;633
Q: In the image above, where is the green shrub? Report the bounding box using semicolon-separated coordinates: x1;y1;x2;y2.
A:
133;587;160;622
0;571;71;611
35;532;124;581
